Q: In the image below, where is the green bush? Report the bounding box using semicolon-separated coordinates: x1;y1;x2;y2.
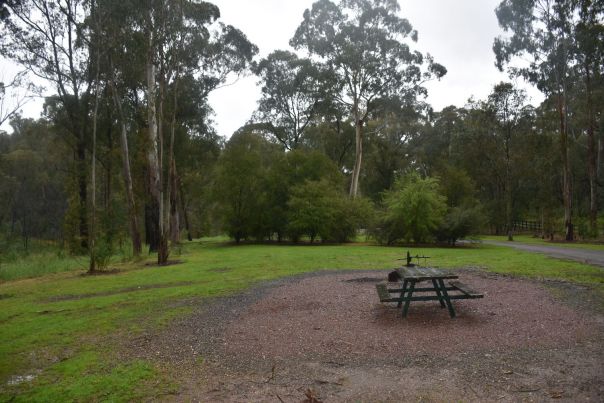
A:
287;180;337;243
435;205;485;245
374;173;447;244
212;132;279;243
92;237;114;270
286;180;373;243
321;195;374;243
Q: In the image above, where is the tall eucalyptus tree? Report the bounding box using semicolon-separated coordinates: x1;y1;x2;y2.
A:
573;0;603;236
487;82;530;241
122;0;257;263
291;0;446;197
493;0;587;240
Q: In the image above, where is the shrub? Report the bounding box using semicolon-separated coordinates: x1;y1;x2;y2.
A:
287;180;337;243
212;132;279;243
321;196;375;243
287;180;372;243
375;173;447;244
435;205;485;245
91;238;113;270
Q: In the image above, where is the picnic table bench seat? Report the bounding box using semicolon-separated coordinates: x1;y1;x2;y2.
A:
449;281;483;298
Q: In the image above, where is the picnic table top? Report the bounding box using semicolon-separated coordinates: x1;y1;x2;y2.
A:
396;266;458;281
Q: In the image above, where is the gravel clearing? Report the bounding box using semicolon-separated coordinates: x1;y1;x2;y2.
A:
122;269;604;402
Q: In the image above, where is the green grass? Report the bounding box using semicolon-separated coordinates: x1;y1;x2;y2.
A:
0;252;86;282
0;243;137;282
1;238;602;401
481;234;604;251
9;352;171;402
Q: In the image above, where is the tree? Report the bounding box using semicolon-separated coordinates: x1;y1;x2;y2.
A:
432;165;485;245
291;0;446;197
253;50;323;150
102;0;257;262
362;96;428;199
303;119;355;171
487;82;529;241
573;0;604;236
494;0;580;240
213;131;280;243
93;0;146;257
419;106;466;166
0;117;68;249
266;149;343;241
1;0;94;250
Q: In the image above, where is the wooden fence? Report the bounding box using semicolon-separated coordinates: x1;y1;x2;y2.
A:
512;220;542;232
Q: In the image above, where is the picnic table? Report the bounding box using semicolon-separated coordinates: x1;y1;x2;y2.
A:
376;266;483;318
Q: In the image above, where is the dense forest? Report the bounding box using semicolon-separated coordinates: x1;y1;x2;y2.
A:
0;0;602;270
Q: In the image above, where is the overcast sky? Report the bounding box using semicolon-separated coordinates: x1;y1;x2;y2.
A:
1;0;542;136
207;0;542;137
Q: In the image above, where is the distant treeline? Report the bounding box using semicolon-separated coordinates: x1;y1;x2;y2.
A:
0;0;601;268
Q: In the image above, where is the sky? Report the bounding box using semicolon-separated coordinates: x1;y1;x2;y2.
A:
207;0;542;137
1;0;543;136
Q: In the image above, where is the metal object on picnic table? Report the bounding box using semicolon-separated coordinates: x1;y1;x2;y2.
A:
398;250;431;266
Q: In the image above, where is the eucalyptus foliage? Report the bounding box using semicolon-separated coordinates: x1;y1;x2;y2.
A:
291;0;446;196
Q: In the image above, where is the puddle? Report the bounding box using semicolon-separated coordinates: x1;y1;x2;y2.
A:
7;374;36;386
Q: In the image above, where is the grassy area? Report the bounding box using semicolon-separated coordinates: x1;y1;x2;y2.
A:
0;241;137;282
1;238;602;401
481;234;604;251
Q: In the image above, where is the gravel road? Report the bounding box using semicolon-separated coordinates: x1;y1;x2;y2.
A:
485;240;604;267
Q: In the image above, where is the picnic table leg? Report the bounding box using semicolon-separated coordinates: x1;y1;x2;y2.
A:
437;279;456;318
402;281;416;317
397;280;408;308
432;279;446;308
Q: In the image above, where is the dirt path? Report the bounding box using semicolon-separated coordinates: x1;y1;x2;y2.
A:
122;269;604;402
485;240;604;267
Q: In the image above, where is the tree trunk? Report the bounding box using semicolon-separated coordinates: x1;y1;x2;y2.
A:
77;138;89;251
597;137;602;179
178;180;193;242
169;160;180;244
167;79;180;245
349;112;363;198
505;127;513;241
585;63;597;237
146;49;165;261
156;73;169;264
88;79;100;273
105;121;113;213
505;165;513;241
145;180;160;252
558;93;573;241
110;79;143;256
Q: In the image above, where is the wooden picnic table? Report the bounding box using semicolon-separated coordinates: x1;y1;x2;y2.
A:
376;266;483;318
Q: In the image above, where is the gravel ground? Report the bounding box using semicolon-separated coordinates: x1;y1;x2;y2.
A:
121;269;604;402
